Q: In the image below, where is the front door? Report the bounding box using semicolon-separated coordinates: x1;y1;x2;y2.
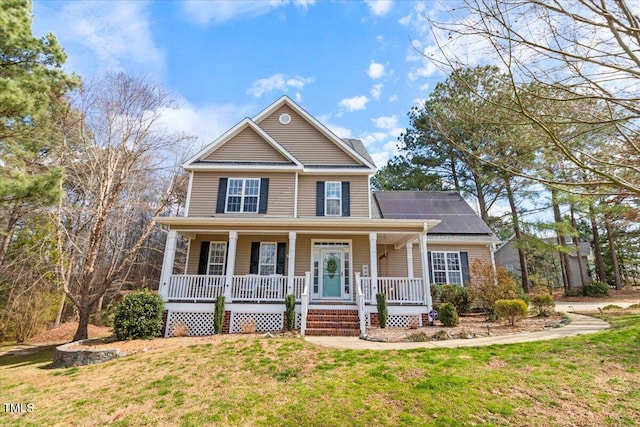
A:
321;250;342;298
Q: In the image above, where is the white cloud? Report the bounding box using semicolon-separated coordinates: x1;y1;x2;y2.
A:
370;83;383;100
372;115;398;130
325;124;353;139
365;0;394;16
361;132;388;147
32;2;164;78
181;0;315;25
247;74;314;97
366;62;386;79
388;94;398;102
339;96;369;112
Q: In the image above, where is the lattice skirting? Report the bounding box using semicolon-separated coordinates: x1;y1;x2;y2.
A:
165;311;215;337
367;313;423;328
230;312;300;333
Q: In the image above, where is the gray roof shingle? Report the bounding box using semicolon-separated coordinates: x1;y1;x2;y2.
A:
373;191;495;235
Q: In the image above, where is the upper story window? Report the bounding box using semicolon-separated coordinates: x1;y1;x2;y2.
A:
431;251;463;285
226;178;260;213
325;182;342;216
316;181;350;217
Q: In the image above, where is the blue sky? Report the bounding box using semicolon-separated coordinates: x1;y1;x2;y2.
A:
32;0;455;168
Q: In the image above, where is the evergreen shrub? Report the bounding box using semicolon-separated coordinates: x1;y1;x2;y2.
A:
437;302;459;327
113;291;164;340
495;299;528;326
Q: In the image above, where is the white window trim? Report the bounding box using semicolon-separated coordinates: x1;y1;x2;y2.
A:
432;251;463;285
207;241;227;275
324;181;342;217
225;178;261;213
259;242;277;276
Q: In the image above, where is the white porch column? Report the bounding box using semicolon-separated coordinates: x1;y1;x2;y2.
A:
406;241;414;279
369;233;378;297
159;230;178;301
225;231;238;300
418;232;433;311
287;231;297;294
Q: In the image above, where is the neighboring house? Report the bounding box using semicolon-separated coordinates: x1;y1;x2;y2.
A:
495;235;592;289
155;96;498;337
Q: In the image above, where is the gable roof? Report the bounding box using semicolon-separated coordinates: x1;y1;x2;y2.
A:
183;118;302;170
253;96;376;170
373;191;496;236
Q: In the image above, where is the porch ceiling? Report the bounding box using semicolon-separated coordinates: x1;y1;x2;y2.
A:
153;216;440;238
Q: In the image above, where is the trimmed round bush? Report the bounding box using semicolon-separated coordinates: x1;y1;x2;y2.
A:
113;291;164;340
531;294;555;317
437;302;459;327
440;284;473;314
495;299;528;326
584;281;610;297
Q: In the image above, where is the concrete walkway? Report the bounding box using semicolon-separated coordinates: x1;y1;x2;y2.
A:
304;302;625;350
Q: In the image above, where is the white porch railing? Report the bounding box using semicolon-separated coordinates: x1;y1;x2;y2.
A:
231;275;287;301
359;277;425;304
355;273;366;336
167;275;225;301
167;274;305;302
300;272;311;336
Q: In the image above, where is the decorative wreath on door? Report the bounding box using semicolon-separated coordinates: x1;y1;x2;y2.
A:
326;255;339;279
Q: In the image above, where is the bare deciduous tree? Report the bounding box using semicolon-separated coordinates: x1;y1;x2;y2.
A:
424;0;640;196
56;73;190;341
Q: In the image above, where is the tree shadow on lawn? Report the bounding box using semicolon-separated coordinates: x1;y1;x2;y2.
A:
0;344;58;369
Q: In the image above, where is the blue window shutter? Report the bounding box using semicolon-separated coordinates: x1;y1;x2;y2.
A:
250;242;260;274
198;242;210;275
259;178;269;214
460;252;470;286
341;181;350;217
216;178;228;213
276;242;286;275
316;181;325;216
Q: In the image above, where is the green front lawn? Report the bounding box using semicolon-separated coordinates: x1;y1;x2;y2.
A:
1;312;639;426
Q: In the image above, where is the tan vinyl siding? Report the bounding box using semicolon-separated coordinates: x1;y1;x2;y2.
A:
377;242;493;279
257;105;361;165
297;174;370;218
294;234;313;276
203;127;290;163
188;171;295;217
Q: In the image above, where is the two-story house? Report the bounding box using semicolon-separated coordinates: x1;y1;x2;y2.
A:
155;96;498;336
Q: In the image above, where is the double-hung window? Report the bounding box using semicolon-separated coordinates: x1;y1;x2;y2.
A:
431;251;463;285
259;243;277;275
325;181;342;216
226;178;260;213
207;242;227;275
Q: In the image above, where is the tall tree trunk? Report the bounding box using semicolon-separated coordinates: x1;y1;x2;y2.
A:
604;214;622;290
589;204;607;282
505;177;529;292
570;204;587;288
54;291;66;328
472;171;490;224
551;189;572;291
72;303;92;342
0;204;21;268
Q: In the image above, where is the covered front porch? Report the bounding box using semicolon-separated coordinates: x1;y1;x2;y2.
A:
154;217;440;335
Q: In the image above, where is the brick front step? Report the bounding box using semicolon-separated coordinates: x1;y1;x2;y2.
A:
307;314;360;322
305;309;360;336
304;328;361;336
306;321;360;329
